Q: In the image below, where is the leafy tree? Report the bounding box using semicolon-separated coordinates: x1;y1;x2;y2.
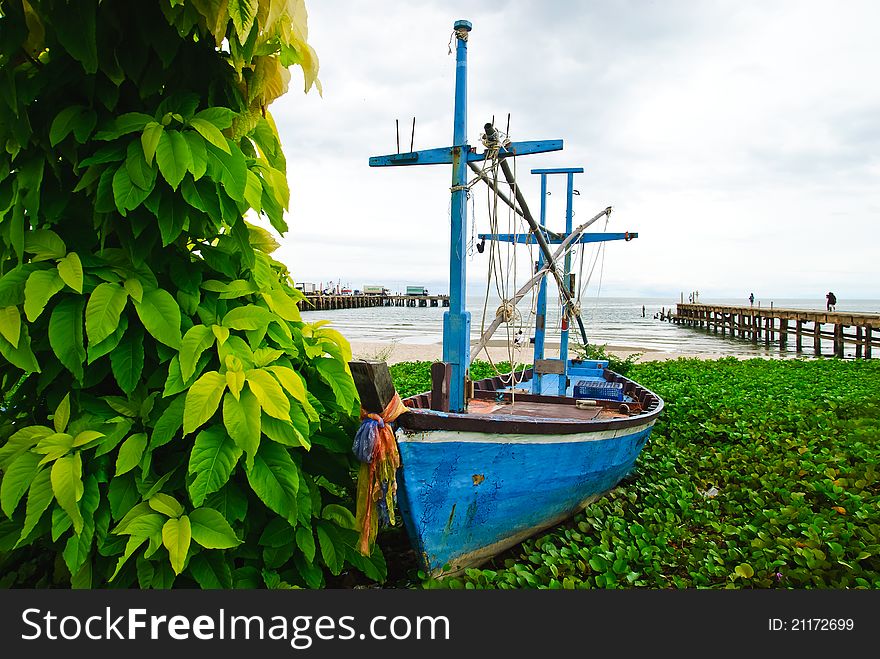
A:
0;0;383;588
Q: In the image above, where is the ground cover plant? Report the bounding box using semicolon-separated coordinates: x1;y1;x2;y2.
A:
389;357;880;589
0;0;383;589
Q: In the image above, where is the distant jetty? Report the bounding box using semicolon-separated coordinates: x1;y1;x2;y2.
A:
672;303;878;358
297;293;450;312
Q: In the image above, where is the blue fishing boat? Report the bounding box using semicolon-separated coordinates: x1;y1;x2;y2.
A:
350;19;663;576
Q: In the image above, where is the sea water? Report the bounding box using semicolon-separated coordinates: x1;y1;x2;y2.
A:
301;296;880;359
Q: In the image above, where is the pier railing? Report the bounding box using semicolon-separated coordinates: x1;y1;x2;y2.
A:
673;303;878;358
297;293;450;312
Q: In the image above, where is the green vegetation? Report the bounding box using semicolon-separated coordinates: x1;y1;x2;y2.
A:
0;1;382;589
391;357;880;589
389;360;529;399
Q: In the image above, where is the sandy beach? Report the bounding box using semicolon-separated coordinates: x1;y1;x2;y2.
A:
348;339;720;365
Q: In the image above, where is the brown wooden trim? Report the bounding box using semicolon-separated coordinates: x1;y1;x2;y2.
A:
399;368;664;435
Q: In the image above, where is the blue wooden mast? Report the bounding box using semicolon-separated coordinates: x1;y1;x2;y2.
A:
368;20;562;412
478;168;638;396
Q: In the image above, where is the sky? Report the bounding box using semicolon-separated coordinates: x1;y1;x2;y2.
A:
264;0;879;301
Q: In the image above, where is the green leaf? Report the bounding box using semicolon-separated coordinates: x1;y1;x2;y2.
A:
51;453;84;534
735;563;755;579
0;265;34;308
183;131;208;180
246;368;290;421
155;192;189;246
180;324;215;381
206;141;247;202
193;107;236;129
134;287;181;349
112;164;152;215
267;365;309;404
149;493;184;518
24;268;64;321
322;504;358;530
1;451;41;518
115;433;147;476
124;139;157;190
243;170;262;212
0;426;53;469
245;442;299;523
95;112;153;141
24;229;66;261
72;430;104;447
228;0;259;38
162;516;191;575
141;122;164;165
57;252;83;293
54;394;71;434
316;358;358;411
110;325;144;395
189;119;229;154
124;278;144;303
52;2;98;73
35;432;74;465
0;305;21;347
156;130;192;190
316;522;343;575
189;507;241;549
50;105;89;146
106;473;139;520
222;389;261;468
188;427;242;507
184;371;227;435
189;552;233;589
49;105;96;146
222;304;274;330
259;518;294;547
0;323;40;372
86;282;128;345
150;394;186;450
181;177;222;217
18;468;54;543
295;526;316;563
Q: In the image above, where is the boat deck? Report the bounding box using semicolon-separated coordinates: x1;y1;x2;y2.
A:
467;398;619;421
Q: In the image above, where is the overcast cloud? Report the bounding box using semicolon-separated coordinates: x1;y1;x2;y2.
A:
265;0;879;300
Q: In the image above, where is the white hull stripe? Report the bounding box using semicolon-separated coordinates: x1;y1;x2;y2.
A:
396;420;655;445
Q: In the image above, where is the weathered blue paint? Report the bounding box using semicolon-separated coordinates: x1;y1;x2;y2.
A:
475;232;638;244
475;232;634;244
531;171;549;395
443;20;472;412
368;140;563;168
395;423;655;574
467;139;563;162
530;167;585;175
558;171;576;394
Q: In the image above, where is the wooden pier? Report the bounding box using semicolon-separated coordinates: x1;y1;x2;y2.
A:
297;293;450;312
672;303;878;358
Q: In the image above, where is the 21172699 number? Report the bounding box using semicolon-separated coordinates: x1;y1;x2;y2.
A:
769;618;854;631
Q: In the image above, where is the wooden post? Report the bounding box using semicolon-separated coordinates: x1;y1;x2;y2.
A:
795;319;803;352
430;361;452;412
764;316;771;345
780;319;788;350
813;322;822;356
751;315;758;343
349;360;398;413
835;325;844;358
856;326;863;359
866;326;873;359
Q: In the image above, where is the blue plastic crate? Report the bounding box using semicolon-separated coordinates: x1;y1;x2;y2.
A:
573;379;624;401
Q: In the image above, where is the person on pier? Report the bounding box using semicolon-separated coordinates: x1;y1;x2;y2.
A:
826;291;836;311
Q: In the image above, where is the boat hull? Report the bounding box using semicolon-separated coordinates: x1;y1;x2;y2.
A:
394;419;656;575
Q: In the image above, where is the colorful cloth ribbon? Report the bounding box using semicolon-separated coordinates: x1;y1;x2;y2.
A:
352;393;408;555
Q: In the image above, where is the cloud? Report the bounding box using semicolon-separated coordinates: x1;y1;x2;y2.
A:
268;0;880;299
